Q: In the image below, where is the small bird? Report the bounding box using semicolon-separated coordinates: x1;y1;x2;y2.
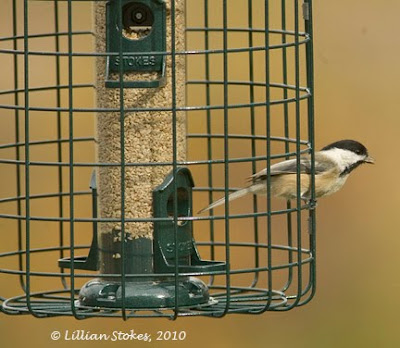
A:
198;140;374;213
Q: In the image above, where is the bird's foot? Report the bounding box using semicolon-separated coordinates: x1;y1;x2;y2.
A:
308;199;318;210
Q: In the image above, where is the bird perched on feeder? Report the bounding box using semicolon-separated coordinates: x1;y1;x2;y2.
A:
198;139;374;213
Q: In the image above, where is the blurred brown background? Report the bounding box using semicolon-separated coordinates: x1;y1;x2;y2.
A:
0;0;399;347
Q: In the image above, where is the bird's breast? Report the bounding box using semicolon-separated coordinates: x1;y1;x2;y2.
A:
315;171;348;197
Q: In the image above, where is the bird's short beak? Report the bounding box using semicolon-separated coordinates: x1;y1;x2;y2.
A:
364;156;375;164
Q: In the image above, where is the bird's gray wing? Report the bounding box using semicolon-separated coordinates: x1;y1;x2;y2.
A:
250;154;335;183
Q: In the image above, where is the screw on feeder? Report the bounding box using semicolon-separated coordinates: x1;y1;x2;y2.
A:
134;12;143;21
133;10;145;23
123;2;154;27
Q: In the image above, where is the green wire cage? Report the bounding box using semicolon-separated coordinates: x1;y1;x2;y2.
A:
0;0;315;319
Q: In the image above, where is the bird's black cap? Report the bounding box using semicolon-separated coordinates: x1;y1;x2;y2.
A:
321;139;369;156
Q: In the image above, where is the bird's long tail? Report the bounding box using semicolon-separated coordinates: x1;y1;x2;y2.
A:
198;183;264;214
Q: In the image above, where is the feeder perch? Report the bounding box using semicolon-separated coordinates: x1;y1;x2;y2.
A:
58;171;99;271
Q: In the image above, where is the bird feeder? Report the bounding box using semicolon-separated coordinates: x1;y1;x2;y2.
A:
0;0;316;319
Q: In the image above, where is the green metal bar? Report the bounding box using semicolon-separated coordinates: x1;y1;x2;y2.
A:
0;92;311;112
221;0;231;317
0;258;313;279
186;80;310;90
67;0;79;319
171;0;179;321
279;0;317;310
280;0;294;293
12;0;26;294
186;27;307;36
1;151;305;165
294;0;303;309
0;152;312;168
0;203;312;223
263;0;273;313
304;0;317;307
0;190;90;204
248;0;260;290
187;134;309;142
0;39;310;57
117;0;127;321
204;0;216;288
1;253;312;279
23;0;41;318
0;202;312;223
271;0;309;312
0;30;93;42
0;137;94;150
0;83;94;96
54;0;68;291
0;241;311;261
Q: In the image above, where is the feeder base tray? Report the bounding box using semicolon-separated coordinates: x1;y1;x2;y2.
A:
77;276;212;309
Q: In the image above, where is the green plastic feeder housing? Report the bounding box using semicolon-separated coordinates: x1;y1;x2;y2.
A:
75;168;225;309
105;0;166;88
152;167;226;273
